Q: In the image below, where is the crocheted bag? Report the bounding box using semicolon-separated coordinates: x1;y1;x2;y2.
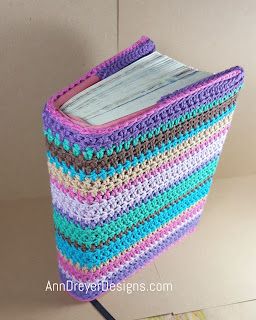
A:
42;36;244;301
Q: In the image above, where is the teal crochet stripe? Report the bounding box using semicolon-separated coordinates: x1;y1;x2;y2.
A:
54;158;218;247
56;178;212;269
44;86;241;159
47;104;235;182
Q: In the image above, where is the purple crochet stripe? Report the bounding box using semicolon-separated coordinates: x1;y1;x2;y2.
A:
58;215;200;301
96;37;155;79
42;71;243;151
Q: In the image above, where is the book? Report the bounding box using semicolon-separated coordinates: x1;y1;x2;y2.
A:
61;51;210;125
43;36;244;301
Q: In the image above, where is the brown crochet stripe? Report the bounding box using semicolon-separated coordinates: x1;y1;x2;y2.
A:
47;96;236;174
55;176;211;252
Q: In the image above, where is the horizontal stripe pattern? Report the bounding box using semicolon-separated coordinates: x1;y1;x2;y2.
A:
59;207;203;285
46;103;235;182
48;116;231;198
55;178;212;268
58;198;205;282
46;96;235;172
42;37;244;300
51;137;221;226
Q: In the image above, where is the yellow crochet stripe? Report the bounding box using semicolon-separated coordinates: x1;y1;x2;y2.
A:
48;114;232;197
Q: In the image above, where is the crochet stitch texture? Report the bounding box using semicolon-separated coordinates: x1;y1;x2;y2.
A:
42;36;244;301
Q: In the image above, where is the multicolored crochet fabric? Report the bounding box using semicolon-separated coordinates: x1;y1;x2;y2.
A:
42;36;244;301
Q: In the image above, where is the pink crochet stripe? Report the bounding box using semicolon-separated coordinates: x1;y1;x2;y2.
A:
57;198;206;282
50;124;230;205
